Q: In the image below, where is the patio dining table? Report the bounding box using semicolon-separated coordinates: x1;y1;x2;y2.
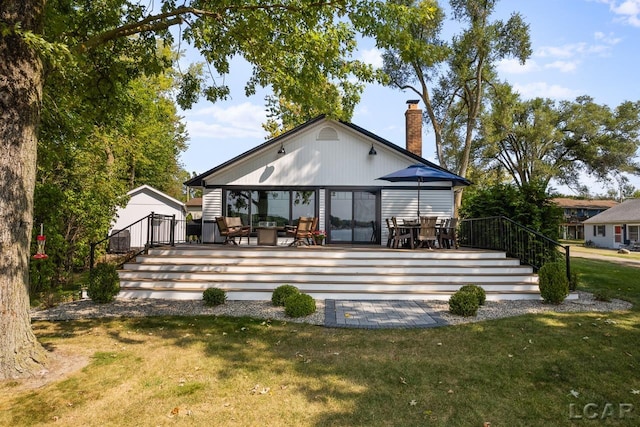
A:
399;219;448;249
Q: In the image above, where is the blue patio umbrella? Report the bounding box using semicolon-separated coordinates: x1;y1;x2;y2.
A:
377;164;471;216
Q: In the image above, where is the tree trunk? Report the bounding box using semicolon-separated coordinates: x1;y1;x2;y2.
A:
0;0;49;379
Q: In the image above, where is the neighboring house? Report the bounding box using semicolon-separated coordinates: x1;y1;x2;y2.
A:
583;198;640;249
185;197;202;220
552;198;618;240
185;101;469;245
111;185;186;249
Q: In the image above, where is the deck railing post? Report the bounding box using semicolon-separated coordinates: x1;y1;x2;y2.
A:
149;212;155;248
170;214;176;246
89;242;95;270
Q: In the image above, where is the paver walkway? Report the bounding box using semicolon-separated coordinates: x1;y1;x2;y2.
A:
324;300;446;329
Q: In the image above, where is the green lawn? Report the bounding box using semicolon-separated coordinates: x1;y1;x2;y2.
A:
1;258;639;426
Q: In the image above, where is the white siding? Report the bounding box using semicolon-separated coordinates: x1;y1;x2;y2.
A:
318;188;327;234
380;189;453;246
201;120;452;189
202;188;223;243
585;223;615;248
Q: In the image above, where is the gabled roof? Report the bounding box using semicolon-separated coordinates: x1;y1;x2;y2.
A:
127;185;185;211
184;115;450;187
583;199;640;224
552;197;618;210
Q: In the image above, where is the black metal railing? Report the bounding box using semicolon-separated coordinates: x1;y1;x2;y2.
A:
459;216;570;279
90;212;194;269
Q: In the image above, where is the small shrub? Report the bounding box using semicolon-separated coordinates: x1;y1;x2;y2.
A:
593;289;612;302
284;293;316;317
271;284;299;306
538;261;569;304
87;263;120;303
203;287;227;306
569;270;579;292
458;284;486;305
449;290;479;317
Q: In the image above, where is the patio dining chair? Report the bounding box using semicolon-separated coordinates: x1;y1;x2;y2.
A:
439;218;458;249
385;218;395;248
417;216;438;249
391;216;414;249
216;216;250;245
286;216;316;246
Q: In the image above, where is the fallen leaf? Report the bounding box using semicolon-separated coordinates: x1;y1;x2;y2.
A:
632;390;640;395
447;389;454;394
171;407;180;415
400;377;407;385
569;390;579;398
409;400;417;406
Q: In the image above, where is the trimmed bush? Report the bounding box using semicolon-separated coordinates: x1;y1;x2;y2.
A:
458;284;486;306
538;261;569;304
449;289;479;317
203;287;227;306
271;284;299;307
87;263;120;303
569;270;579;292
284;293;316;317
593;289;612;302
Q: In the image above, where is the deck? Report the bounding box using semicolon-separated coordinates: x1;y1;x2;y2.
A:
116;244;554;301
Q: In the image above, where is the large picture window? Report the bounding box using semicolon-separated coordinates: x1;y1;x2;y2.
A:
225;190;315;227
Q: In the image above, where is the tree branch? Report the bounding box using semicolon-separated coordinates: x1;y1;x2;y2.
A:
78;2;344;52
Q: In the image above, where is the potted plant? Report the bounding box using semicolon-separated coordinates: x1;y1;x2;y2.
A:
313;230;326;245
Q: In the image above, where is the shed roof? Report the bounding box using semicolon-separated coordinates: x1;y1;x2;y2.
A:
583;199;640;224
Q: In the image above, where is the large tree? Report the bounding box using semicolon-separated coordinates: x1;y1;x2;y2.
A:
0;0;376;379
480;85;640;191
373;0;531;210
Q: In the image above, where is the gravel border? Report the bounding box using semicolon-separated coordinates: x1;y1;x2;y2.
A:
30;291;631;327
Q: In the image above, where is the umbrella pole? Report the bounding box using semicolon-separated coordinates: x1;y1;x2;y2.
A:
417;178;421;217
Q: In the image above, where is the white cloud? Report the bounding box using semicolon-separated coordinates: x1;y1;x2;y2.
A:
182;102;267;140
512;82;582;100
595;0;640;26
544;60;579;72
496;58;540;74
359;47;384;69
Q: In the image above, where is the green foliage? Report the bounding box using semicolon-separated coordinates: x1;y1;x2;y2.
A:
569;270;579;292
480;86;640;191
87;263;120;303
458;284;486;306
284;293;317;318
448;289;479;317
538;262;569;304
460;181;562;239
271;285;300;307
203;288;227;307
593;289;612;302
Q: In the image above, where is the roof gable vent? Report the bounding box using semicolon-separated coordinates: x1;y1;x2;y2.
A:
317;126;339;141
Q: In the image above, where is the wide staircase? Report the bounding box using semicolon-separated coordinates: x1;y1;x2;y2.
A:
117;245;545;301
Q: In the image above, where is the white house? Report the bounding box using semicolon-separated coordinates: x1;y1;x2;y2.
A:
111;185;186;249
185;101;469;245
583;198;640;249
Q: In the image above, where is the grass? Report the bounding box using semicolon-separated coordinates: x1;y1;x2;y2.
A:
1;259;640;426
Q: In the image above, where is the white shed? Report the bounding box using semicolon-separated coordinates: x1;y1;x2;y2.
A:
111;185;186;249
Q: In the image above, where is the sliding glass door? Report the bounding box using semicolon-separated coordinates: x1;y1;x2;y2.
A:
329;190;378;244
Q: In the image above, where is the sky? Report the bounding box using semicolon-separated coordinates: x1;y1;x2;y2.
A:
177;0;640;196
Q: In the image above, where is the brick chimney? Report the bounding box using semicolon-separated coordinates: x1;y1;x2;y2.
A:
405;100;422;156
